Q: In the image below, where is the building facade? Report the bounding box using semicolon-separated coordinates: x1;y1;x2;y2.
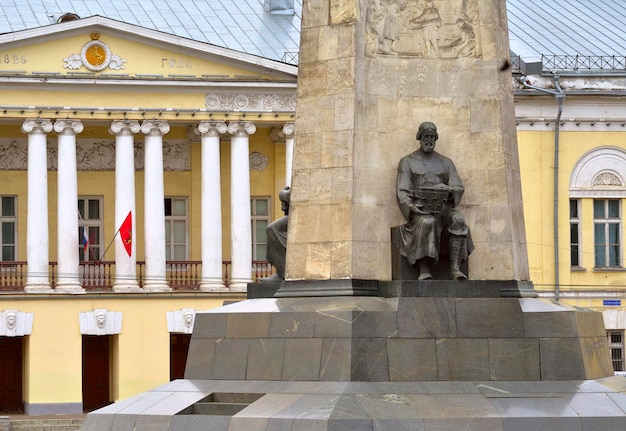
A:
514;69;626;373
0;17;297;414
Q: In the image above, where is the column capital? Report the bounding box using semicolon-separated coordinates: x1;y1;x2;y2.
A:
21;119;53;135
227;121;256;137
109;120;141;136
141;120;170;136
283;122;295;136
196;121;228;137
54;119;84;135
269;122;295;142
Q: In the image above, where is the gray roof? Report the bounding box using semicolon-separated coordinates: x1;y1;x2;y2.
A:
507;0;626;61
1;0;624;67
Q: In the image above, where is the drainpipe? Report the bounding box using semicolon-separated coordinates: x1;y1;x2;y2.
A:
519;73;566;300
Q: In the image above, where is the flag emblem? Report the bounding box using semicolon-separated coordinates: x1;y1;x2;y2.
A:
119;211;132;257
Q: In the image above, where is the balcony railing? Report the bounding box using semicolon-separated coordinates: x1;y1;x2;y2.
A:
0;260;274;292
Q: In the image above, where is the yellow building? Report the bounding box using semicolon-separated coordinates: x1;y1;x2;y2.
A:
0;15;297;414
514;75;626;372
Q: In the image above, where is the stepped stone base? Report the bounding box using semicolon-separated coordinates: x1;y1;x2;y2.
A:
82;378;626;430
81;281;626;430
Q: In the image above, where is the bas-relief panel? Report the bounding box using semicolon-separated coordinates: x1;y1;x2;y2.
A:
205;93;297;112
365;0;480;58
0;139;191;171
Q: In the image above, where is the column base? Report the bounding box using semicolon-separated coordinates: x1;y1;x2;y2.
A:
24;282;53;293
54;282;85;294
142;281;171;292
199;282;228;292
113;281;142;293
228;281;250;292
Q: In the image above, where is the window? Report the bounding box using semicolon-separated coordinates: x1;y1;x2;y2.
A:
0;196;16;261
251;197;270;261
593;199;621;268
78;197;103;261
608;330;625;372
165;197;188;261
570;199;581;267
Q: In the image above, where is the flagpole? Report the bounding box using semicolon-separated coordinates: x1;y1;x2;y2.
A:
100;224;123;262
77;209;98;261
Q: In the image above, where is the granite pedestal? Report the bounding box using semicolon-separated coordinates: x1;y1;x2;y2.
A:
81;281;626;431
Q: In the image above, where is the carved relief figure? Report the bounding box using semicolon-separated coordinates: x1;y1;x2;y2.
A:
96;310;107;328
409;0;442;58
382;1;402;54
77;140;115;170
395;122;473;280
364;0;479;59
6;311;17;331
182;309;195;328
449;17;476;57
0;141;28;170
366;0;386;54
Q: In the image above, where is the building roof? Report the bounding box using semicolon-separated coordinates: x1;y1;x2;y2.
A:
507;0;626;61
1;0;624;68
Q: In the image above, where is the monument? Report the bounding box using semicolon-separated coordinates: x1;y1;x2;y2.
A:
81;1;626;430
262;186;291;281
394;121;473;281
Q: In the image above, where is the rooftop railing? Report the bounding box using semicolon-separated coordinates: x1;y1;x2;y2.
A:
511;55;626;74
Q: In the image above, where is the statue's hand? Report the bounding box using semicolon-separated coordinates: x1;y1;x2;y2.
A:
432;183;450;191
409;203;429;215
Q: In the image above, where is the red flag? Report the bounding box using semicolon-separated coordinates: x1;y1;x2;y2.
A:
119;211;132;257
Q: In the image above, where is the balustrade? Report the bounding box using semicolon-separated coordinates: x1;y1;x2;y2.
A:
0;260;274;292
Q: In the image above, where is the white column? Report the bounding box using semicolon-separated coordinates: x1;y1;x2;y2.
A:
22;119;53;292
54;120;84;293
141;120;170;291
283;122;295;187
110;120;141;291
227;121;256;291
196;121;228;291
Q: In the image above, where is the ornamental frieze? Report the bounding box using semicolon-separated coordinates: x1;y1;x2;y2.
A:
0;139;190;171
205;93;296;112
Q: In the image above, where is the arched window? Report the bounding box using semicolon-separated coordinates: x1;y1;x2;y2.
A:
569;147;626;268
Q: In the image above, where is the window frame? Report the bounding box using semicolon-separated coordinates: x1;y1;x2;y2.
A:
0;196;17;262
78;196;104;261
593;198;622;268
164;197;189;262
608;330;625;372
569;199;582;268
250;196;271;262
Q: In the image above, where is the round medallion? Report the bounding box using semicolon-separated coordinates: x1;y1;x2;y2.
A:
249;151;269;171
80;40;112;71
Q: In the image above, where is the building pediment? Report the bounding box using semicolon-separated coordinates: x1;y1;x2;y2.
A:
0;16;297;82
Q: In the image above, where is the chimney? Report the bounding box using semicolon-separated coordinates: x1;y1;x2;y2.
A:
264;0;295;15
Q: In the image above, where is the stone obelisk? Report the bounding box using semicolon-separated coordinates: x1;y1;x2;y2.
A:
286;0;529;282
